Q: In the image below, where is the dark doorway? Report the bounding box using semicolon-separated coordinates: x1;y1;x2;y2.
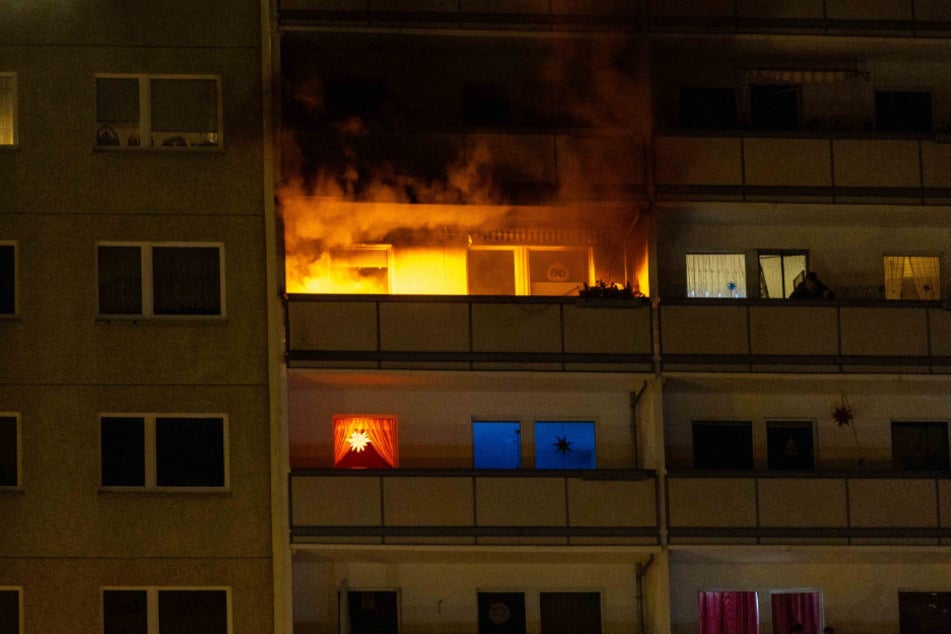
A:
478;592;526;634
540;592;601;634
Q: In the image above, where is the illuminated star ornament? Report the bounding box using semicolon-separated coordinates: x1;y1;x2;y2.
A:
727;281;737;292
554;435;573;456
347;430;371;453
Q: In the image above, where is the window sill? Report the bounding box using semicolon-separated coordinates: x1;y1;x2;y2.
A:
96;314;227;323
99;486;231;495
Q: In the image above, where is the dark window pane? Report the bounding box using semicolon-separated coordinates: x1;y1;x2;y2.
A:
899;592;951;634
468;250;515;295
478;592;526;634
103;590;148;634
767;421;814;470
151;79;218;133
97;78;139;123
0;590;17;634
101;417;145;487
680;87;737;130
473;422;521;469
534;421;596;470
347;591;399;634
152;247;221;315
693;421;754;469
156;418;225;487
464;84;512;127
876;91;932;133
325;78;387;120
750;84;798;130
98;246;142;314
540;592;601;634
0;245;14;314
892;422;949;470
0;416;16;486
159;590;228;634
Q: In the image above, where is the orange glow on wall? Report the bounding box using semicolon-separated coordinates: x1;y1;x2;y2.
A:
333;415;398;468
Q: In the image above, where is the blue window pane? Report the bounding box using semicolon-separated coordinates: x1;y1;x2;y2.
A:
534;421;596;469
473;421;521;469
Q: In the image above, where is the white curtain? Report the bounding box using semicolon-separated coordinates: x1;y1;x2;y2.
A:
0;75;15;145
884;256;940;299
687;253;746;298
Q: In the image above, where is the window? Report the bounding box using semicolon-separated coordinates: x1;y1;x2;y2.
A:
767;421;814;471
330;246;391;294
686;253;746;298
698;591;759;634
96;74;221;149
750;84;799;130
0;74;16;146
900;592;951;634
693;421;753;470
0;242;15;314
472;421;521;469
478;592;526;634
464;84;513;127
892;421;949;471
103;588;229;634
0;414;19;488
883;255;940;300
467;246;592;296
333;415;398;469
97;243;224;317
758;251;807;299
540;592;601;634
468;249;517;295
534;421;596;470
876;90;932;133
100;415;227;489
0;588;20;634
680;87;737;130
342;590;399;634
771;591;821;634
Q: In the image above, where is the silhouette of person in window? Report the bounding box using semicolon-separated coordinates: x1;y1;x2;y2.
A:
790;271;835;299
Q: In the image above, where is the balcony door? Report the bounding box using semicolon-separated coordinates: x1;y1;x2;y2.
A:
540;592;601;634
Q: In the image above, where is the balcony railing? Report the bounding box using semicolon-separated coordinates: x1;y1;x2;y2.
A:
655;135;951;203
286;294;654;372
290;469;659;545
659;298;951;373
667;470;951;544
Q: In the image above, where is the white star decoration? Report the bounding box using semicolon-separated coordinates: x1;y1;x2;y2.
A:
347;430;371;453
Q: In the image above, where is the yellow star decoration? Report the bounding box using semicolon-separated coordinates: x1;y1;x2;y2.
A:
347;430;371;453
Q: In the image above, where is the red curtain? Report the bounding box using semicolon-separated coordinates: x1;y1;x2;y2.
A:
771;592;821;634
333;416;398;467
698;591;759;634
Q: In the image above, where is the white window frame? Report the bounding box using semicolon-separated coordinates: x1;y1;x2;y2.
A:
96;241;226;319
0;587;22;634
467;245;595;296
0;241;16;316
328;244;393;294
883;254;941;300
0;413;20;490
94;74;223;151
686;252;747;298
0;73;17;148
101;586;232;634
99;413;230;492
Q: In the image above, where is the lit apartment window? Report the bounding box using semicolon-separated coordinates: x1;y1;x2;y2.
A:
341;590;399;634
876;90;932;133
0;74;16;146
97;243;224;317
534;421;595;470
478;592;526;634
540;592;601;633
95;74;221;149
883;255;940;300
472;421;521;469
699;591;759;634
0;414;19;488
767;420;814;471
693;421;753;470
468;246;592;296
892;421;949;471
0;242;15;314
333;415;398;469
100;415;228;489
103;588;229;634
758;251;807;299
686;253;746;298
0;588;21;634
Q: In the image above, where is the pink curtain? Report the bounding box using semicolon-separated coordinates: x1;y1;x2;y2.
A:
698;591;759;634
333;416;398;467
771;592;821;634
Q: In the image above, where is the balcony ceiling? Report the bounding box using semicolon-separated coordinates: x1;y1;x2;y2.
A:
664;374;951;397
293;544;660;565
671;545;951;565
656;202;951;228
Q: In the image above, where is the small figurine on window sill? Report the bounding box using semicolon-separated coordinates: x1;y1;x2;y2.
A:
96;124;119;146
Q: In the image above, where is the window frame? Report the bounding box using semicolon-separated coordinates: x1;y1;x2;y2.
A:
882;254;941;301
0;73;17;148
472;420;522;470
757;249;809;299
94;73;223;151
0;587;22;634
467;245;595;296
99;413;230;492
0;413;21;490
96;241;226;319
533;420;597;470
0;241;17;316
101;586;232;634
685;252;747;299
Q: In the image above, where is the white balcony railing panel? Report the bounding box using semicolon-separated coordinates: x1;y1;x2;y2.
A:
848;479;938;528
654;137;743;186
839;307;929;357
563;305;652;355
758;479;848;527
736;0;824;18
383;477;474;526
476;477;567;526
832;140;920;188
292;476;382;526
660;305;747;355
744;138;831;187
667;478;757;527
379;302;470;352
748;306;838;356
921;142;951;189
288;301;377;351
568;479;656;527
826;0;912;20
647;0;733;17
470;303;563;353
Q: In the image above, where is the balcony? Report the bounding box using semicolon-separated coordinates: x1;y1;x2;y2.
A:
654;135;951;203
667;470;951;544
660;298;951;373
290;469;659;545
286;294;653;372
